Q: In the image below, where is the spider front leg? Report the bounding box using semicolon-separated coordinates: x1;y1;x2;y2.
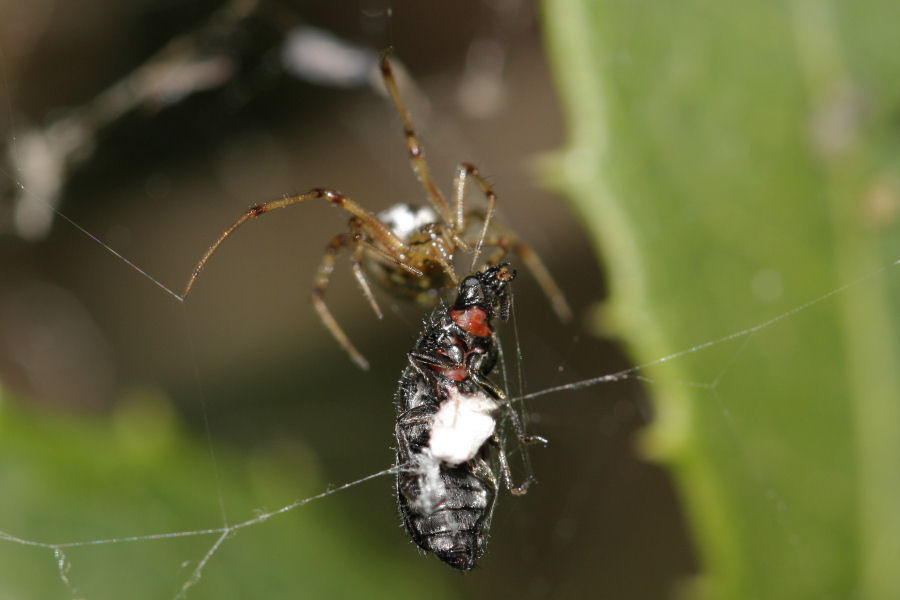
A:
452;167;570;326
452;163;497;267
183;188;406;297
183;188;421;370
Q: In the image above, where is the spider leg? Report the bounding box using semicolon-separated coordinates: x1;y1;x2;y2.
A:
342;217;423;318
398;221;460;286
423;236;458;285
352;233;424;278
313;225;429;370
379;50;455;227
312;233;371;370
183;188;405;297
350;244;382;319
477;224;573;322
452;163;496;268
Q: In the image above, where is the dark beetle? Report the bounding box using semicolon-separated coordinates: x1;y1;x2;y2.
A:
394;263;543;570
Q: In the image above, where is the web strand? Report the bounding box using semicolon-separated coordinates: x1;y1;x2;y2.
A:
1;467;398;599
512;258;898;404
44;203;185;302
0;467;397;551
3;166;896;592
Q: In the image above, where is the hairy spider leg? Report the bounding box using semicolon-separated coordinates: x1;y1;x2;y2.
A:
452;163;497;269
182;189;435;369
349;229;425;283
183;188;408;297
350;244;384;319
476;224;573;322
310;218;435;370
379;51;460;239
311;233;374;370
345;216;426;318
402;222;460;285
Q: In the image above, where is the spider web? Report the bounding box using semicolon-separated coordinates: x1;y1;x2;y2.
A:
2;235;894;599
1;4;898;599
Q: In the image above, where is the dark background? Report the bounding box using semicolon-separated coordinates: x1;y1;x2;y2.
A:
0;1;696;597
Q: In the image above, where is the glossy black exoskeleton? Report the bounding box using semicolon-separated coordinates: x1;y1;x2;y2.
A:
395;263;543;570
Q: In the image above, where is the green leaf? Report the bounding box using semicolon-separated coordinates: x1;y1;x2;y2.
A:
0;390;454;599
541;1;900;597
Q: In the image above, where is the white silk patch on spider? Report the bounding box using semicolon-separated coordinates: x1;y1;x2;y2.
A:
377;204;440;241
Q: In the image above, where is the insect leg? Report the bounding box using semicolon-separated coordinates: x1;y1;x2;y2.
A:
408;350;458;373
395;422;420;504
491;435;533;496
502;402;549;447
470;348;548;444
466;354;506;401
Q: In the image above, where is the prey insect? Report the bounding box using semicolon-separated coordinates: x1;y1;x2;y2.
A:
182;50;571;370
395;263;545;570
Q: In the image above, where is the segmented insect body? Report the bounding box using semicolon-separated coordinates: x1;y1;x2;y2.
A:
395;264;540;570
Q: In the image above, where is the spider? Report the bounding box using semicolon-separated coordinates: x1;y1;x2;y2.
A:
183;50;571;369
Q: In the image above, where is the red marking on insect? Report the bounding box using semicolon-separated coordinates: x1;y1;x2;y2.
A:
442;366;469;381
450;307;490;337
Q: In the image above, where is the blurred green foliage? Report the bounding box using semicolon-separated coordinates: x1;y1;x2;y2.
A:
542;0;900;598
0;390;451;599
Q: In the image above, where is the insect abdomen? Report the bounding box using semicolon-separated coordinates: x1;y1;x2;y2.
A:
397;452;496;571
395;398;497;571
